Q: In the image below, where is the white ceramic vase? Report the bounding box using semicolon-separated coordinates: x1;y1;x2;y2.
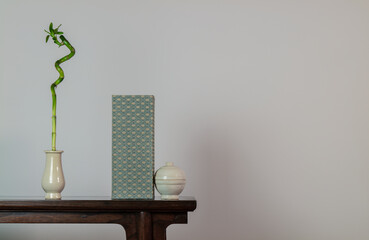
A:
155;162;186;200
42;150;65;200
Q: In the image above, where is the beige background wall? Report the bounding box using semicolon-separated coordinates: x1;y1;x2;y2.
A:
1;0;369;239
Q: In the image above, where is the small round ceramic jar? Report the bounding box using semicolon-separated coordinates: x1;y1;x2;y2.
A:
155;162;186;200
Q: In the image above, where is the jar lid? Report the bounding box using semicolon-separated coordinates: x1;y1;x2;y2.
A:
155;162;186;180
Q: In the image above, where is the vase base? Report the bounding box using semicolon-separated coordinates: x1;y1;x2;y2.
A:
45;193;62;200
160;195;179;200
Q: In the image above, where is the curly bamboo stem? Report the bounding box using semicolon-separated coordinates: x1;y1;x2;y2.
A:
50;35;75;151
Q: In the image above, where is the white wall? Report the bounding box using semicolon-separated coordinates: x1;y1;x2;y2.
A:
1;0;369;239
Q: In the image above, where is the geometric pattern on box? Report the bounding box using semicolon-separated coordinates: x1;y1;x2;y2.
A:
112;95;155;199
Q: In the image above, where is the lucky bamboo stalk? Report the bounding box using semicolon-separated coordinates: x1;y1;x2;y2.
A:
45;23;75;151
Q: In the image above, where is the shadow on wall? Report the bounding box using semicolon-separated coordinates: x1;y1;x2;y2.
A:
189;120;270;240
185;110;311;240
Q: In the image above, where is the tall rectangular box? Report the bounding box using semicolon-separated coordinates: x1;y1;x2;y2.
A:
112;95;154;199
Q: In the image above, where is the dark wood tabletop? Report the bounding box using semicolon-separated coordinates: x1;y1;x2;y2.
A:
0;196;196;212
0;196;197;240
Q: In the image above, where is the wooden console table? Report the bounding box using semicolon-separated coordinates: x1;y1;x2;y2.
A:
0;196;196;240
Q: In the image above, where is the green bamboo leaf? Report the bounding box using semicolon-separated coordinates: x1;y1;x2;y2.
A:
44;29;50;34
56;32;64;35
49;22;53;32
46;35;50;43
55;24;62;31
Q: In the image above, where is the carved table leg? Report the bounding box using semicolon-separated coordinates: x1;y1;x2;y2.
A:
116;213;138;240
118;212;153;240
138;212;152;240
152;213;187;240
